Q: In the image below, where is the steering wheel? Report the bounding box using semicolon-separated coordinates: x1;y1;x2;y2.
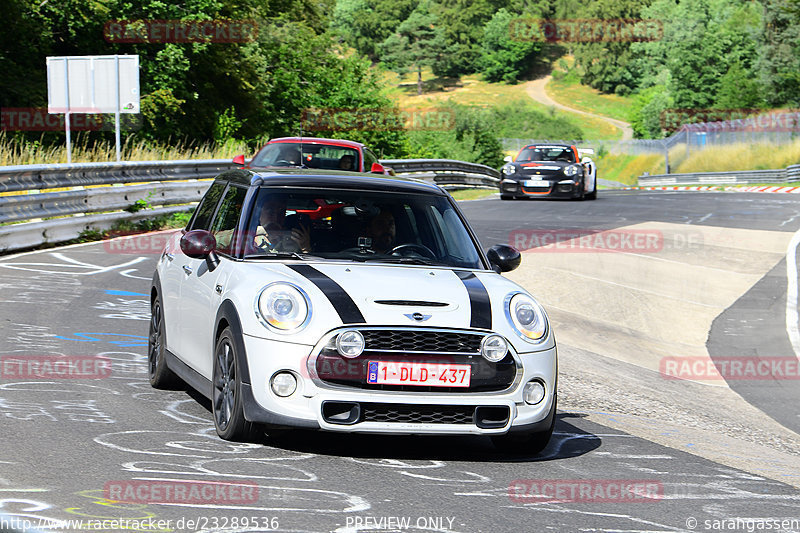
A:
389;243;436;259
273;159;297;167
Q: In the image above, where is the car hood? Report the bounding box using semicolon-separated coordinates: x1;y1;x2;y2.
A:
228;261;553;353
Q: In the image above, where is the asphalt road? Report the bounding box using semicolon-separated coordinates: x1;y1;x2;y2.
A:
1;190;799;533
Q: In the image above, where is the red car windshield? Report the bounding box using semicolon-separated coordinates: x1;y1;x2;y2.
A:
251;142;360;170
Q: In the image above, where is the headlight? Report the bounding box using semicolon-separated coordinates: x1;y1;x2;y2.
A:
505;293;548;342
256;283;311;332
502;163;517;175
564;165;580;177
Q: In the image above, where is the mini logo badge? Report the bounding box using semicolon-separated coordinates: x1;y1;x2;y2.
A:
404;312;432;322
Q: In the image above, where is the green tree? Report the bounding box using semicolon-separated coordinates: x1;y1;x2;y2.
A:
378;1;446;95
479;8;542;83
332;0;417;59
757;0;800;106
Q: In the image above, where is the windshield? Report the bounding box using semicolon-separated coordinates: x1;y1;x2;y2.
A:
250;142;360;170
516;146;576;163
243;187;483;269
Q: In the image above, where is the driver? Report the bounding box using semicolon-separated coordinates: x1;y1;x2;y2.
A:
253;195;311;253
365;209;395;253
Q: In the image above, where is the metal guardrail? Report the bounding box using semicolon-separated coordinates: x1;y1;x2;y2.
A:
638;164;800;186
0;158;500;253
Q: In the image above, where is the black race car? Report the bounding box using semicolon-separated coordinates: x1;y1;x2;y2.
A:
499;144;597;200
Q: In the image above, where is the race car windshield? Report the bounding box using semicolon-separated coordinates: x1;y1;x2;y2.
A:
250;143;360;170
243;187;484;269
516;146;576;163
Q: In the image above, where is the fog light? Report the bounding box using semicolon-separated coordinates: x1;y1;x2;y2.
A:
524;380;546;405
481;334;508;362
336;330;365;358
270;372;297;397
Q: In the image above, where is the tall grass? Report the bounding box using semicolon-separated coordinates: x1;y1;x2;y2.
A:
0;132;251;166
674;140;800;173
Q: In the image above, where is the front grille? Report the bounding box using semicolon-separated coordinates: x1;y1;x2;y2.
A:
314;328;517;393
361;330;482;353
361;403;475;424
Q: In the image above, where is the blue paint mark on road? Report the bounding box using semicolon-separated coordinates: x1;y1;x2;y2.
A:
54;332;148;347
106;290;147;297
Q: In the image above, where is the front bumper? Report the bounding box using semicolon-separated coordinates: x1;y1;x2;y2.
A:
501;177;581;199
240;328;557;435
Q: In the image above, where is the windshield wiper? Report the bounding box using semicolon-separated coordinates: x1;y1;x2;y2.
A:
246;252;307;260
365;256;444;266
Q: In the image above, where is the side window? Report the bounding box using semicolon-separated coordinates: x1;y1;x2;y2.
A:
190;182;226;231
210;185;248;255
363;149;378;170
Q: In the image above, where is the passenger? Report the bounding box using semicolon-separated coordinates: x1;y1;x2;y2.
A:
339;154;356;170
365;209;396;253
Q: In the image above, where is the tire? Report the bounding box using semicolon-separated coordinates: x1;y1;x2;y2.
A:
491;393;557;455
148;293;179;388
586;180;597;200
500;194;514;201
213;327;255;441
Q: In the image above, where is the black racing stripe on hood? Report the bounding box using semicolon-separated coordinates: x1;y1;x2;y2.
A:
454;271;492;329
287;264;365;324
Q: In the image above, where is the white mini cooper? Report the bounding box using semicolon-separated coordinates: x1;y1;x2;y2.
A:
149;169;557;452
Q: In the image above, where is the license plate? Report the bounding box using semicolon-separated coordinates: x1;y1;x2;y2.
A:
523;180;550;188
367;361;471;387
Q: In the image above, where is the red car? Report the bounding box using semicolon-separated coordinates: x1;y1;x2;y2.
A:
233;137;388;174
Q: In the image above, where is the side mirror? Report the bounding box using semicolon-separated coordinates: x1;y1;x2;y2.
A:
503;155;513;163
232;154;246;166
180;230;217;259
370;162;385;174
487;244;521;273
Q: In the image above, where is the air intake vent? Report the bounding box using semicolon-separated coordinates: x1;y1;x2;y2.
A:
374;300;449;307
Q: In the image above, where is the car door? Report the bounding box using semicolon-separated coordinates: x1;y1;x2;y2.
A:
162;181;227;358
177;183;248;379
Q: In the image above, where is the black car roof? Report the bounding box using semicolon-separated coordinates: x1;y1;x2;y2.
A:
217;168;447;196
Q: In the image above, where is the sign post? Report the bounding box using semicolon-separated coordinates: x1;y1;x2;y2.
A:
47;55;140;163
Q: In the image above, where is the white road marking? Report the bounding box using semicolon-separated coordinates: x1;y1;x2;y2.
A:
785;227;800;362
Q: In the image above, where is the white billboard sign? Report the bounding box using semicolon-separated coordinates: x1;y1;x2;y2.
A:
47;55;139;114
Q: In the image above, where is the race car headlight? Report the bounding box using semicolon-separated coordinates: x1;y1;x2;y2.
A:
564;165;580;177
505;293;548;342
502;164;517;175
256;283;311;332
